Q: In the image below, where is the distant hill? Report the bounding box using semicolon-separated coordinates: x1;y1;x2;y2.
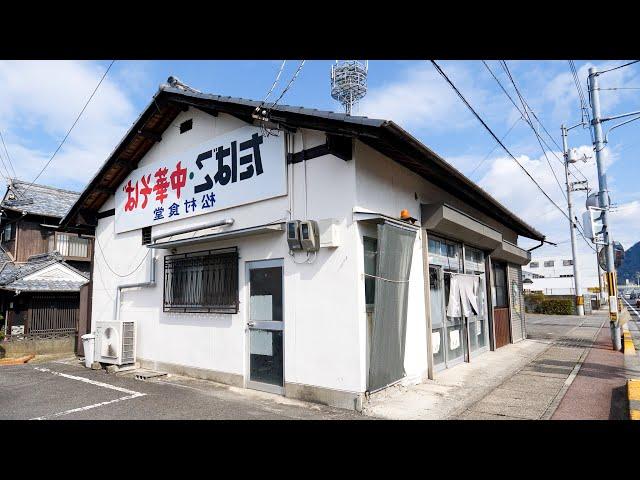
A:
618;241;640;284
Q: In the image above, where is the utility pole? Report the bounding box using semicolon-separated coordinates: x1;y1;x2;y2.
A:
588;66;621;351
561;124;584;316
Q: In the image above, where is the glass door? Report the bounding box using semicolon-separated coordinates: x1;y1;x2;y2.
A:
444;272;466;366
429;266;446;369
246;259;284;395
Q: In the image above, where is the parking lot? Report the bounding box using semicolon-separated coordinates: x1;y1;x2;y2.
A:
0;358;365;420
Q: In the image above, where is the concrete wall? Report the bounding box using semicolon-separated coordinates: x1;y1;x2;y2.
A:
0;336;75;358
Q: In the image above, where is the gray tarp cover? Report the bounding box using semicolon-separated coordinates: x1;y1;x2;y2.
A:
368;222;416;392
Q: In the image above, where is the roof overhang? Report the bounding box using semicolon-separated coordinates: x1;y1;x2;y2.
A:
60;86;545;242
491;240;531;266
421;203;503;251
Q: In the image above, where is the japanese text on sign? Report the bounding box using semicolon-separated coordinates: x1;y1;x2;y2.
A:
114;125;286;233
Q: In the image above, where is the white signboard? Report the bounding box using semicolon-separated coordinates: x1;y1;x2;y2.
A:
115;125;287;233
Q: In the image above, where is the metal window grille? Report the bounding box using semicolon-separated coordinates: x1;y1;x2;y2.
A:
163;247;239;313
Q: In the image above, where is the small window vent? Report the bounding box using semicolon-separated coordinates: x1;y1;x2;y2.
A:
142;226;152;245
179;119;193;134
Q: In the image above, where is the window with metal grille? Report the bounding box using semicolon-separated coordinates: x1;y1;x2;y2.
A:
142;226;152;245
163;247;239;313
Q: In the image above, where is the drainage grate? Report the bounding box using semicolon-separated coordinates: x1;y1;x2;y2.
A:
134;370;167;381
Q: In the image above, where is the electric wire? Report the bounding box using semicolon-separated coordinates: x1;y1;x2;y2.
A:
482;60;589;184
468;115;522;180
267;60;306;111
0;131;17;179
23;60;115;194
95;235;150;278
431;60;597;253
599;60;640;75
259;60;287;108
500;60;568;202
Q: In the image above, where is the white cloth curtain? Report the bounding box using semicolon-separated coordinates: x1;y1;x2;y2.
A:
446;274;480;318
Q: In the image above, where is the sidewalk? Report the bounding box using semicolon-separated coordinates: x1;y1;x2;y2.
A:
363;312;610;420
362;336;551;420
551;323;628;419
458;313;606;420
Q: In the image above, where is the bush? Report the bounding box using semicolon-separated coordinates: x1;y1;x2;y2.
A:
534;299;573;315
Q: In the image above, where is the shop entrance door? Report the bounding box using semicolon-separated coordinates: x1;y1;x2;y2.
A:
429;265;467;370
492;262;511;348
246;259;284;395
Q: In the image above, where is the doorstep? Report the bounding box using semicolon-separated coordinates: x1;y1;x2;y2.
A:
361;339;549;420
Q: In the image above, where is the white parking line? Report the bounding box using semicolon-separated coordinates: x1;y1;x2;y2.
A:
30;367;145;420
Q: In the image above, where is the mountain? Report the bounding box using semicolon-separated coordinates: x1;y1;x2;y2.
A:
618;241;640;284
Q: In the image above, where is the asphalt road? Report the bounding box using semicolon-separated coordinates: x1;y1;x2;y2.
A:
0;359;365;420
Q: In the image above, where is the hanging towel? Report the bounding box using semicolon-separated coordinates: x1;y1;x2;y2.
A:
446;274;480;318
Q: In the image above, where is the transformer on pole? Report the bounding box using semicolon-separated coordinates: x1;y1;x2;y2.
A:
330;61;368;115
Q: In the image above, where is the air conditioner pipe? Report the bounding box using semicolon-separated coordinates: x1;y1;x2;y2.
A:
114;251;156;321
151;218;234;243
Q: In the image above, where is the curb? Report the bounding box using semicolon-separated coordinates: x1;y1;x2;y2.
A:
622;301;640;420
628;379;640;420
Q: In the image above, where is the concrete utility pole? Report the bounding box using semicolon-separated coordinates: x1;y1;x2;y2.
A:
561;124;584;316
588;67;621;350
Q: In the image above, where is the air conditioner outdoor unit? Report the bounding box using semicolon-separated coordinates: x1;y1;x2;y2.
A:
95;320;136;366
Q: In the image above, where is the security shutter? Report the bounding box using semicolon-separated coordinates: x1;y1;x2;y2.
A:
507;264;525;342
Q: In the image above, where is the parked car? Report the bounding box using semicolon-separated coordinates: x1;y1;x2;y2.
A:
636;298;640;308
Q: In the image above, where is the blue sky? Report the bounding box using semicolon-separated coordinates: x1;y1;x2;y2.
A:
1;60;639;279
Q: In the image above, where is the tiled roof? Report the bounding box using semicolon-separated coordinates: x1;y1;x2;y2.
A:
1;179;80;219
4;279;86;292
0;251;89;292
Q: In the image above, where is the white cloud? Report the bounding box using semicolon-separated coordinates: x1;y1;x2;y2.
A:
359;62;493;132
0;60;140;191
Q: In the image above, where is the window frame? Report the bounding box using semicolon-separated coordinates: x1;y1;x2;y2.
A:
363;236;378;311
544;260;555;268
529;262;539;268
3;222;13;242
163;246;239;314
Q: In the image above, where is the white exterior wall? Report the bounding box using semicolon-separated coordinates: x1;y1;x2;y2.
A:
353;141;522;383
523;255;601;295
91;107;364;394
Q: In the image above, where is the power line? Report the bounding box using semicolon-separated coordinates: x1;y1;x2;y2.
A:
259;60;287;107
500;60;568;202
599;60;640;75
597;87;640;91
0;131;17;179
482;60;589;184
468;115;522;180
430;60;597;253
23;60;115;194
267;60;305;110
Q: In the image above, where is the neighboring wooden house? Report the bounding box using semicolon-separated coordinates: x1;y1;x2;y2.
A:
0;180;94;344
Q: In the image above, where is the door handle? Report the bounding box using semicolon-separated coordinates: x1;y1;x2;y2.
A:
247;321;256;327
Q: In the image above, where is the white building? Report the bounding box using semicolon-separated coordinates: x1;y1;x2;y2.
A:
523;255;601;296
61;84;545;410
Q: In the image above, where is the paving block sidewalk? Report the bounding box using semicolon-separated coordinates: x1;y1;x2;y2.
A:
363;312;610;420
458;314;606;420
